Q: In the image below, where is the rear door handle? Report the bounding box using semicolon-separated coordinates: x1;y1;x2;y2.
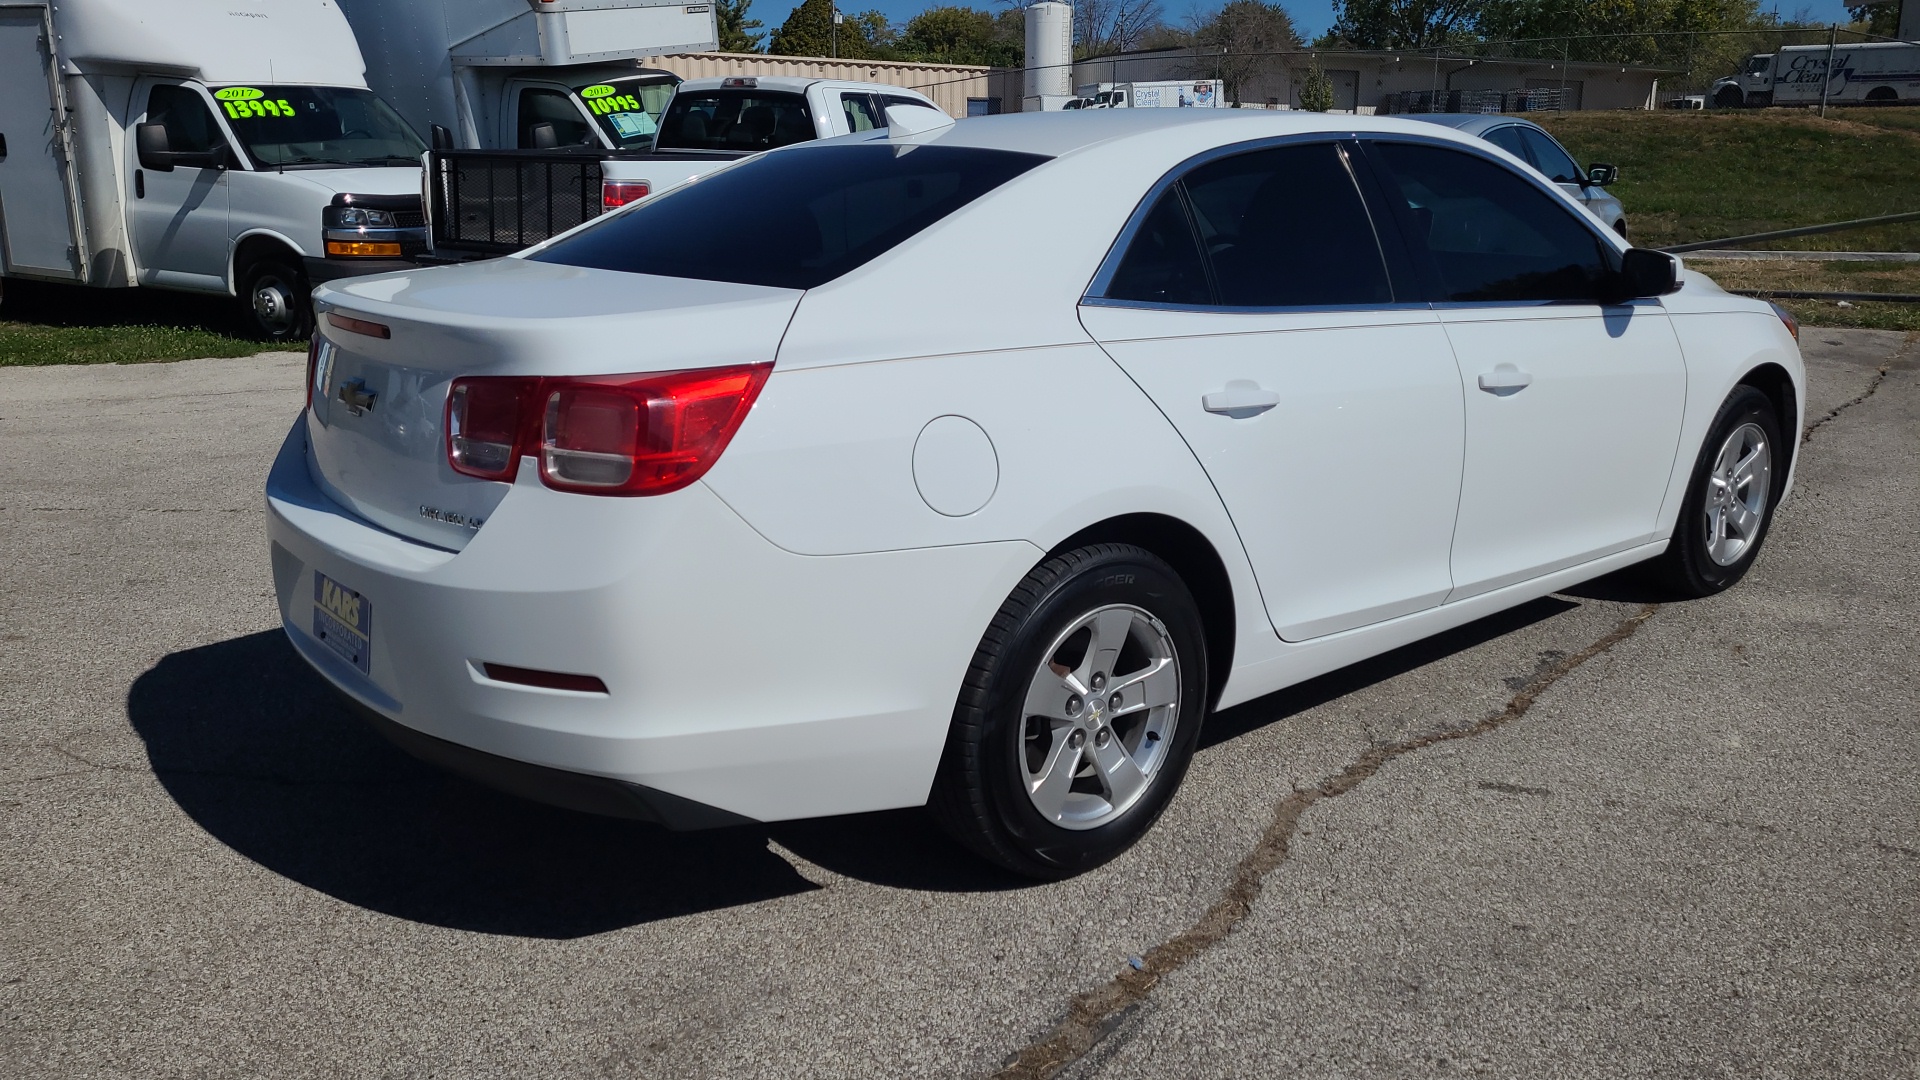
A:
1202;380;1281;418
1477;364;1534;396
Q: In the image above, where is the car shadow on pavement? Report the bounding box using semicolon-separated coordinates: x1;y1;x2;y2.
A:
126;630;832;939
1199;595;1580;749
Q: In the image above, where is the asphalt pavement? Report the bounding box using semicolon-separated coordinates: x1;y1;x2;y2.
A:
1;330;1914;1078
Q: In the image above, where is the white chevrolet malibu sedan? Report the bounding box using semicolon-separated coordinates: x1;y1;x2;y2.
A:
268;109;1803;878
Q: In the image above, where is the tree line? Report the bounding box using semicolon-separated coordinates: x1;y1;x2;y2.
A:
717;0;1894;87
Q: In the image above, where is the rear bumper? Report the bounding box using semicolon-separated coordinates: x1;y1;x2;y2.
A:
339;689;752;829
265;416;1039;823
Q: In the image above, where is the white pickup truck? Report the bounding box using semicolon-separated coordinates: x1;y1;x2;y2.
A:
425;75;946;256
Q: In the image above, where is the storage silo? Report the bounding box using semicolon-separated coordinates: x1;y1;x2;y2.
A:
1024;1;1072;101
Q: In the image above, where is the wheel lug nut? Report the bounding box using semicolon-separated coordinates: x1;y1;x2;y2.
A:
1095;729;1112;748
1066;695;1083;716
1109;692;1123;711
1068;729;1086;748
1091;673;1106;691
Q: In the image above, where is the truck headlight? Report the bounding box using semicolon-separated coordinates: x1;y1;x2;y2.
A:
325;206;397;229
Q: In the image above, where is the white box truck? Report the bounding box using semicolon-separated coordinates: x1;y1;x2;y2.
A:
1712;40;1920;108
336;0;717;151
0;0;430;340
1067;80;1225;109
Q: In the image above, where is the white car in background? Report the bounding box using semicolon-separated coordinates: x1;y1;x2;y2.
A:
268;109;1804;878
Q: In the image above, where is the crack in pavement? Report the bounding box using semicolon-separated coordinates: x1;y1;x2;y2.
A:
993;604;1660;1080
1802;331;1914;444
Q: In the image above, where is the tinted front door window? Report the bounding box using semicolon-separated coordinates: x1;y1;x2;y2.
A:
1371;141;1610;303
1518;127;1581;184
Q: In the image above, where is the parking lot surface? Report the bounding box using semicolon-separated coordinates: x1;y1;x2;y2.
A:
1;331;1914;1078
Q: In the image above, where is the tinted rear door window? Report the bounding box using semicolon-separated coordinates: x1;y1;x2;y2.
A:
657;91;816;150
1105;190;1211;305
531;144;1048;289
1181;143;1392;307
1370;141;1610;303
1482;125;1528;160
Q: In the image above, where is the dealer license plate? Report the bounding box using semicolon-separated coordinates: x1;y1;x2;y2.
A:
312;571;373;675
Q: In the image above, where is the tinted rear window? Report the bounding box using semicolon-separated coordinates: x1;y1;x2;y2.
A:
530;144;1049;290
656;90;815;151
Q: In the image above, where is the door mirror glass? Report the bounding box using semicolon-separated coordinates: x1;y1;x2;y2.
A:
135;122;174;171
1586;162;1619;187
1613;247;1680;299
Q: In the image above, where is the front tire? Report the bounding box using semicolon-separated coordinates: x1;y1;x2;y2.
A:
1714;86;1745;109
1655;385;1784;597
238;256;313;343
930;544;1208;879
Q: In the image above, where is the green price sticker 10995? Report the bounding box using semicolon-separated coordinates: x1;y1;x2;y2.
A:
585;94;642;116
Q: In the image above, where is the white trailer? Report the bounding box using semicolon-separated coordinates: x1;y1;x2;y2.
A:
1712;40;1920;108
0;0;429;340
336;0;718;151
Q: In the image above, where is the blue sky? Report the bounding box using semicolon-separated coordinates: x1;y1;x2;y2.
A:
752;0;1862;47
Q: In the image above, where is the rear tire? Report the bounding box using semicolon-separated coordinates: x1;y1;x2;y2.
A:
1866;87;1898;103
1654;385;1784;598
929;544;1208;879
238;256;313;343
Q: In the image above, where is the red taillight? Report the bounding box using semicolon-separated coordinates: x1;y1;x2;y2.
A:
602;179;650;210
444;364;770;496
447;378;532;481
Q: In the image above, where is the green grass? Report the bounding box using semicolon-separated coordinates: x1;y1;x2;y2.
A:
0;279;296;366
1535;110;1920;252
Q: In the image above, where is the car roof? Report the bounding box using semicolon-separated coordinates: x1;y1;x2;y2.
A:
891;108;1495;160
1402;113;1545;136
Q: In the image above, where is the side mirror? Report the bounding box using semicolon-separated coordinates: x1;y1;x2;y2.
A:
1611;247;1680;300
430;123;454;150
529;121;559;149
136;123;174;172
1586;162;1619;187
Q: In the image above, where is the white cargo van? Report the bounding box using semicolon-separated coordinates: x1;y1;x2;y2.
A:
0;0;428;340
336;0;717;151
1712;41;1920;108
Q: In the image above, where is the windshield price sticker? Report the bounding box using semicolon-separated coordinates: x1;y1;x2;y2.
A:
216;87;296;119
579;86;643;115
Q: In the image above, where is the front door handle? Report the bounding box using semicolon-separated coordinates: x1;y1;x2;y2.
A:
1477;364;1534;396
1202;380;1281;418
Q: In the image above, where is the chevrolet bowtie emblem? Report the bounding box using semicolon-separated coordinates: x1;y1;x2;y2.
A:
338;378;377;415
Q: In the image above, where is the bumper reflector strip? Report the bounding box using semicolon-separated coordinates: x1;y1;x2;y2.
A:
482;663;609;694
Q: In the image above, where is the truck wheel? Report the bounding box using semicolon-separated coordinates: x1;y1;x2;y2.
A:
239;257;313;343
1866;87;1898;103
1714;86;1745;109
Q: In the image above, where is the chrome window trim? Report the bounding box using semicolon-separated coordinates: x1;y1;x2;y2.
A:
1082;129;1628;316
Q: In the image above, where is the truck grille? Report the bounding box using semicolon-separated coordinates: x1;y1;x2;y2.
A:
428;151;607;255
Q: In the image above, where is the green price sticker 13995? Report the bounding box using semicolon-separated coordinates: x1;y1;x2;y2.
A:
222;98;297;119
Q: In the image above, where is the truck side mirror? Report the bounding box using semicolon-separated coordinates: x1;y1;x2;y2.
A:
1586;162;1619;187
530;122;559;149
1611;247;1680;300
431;123;454;151
136;123;174;172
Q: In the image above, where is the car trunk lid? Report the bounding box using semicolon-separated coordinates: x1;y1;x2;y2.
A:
306;258;801;550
